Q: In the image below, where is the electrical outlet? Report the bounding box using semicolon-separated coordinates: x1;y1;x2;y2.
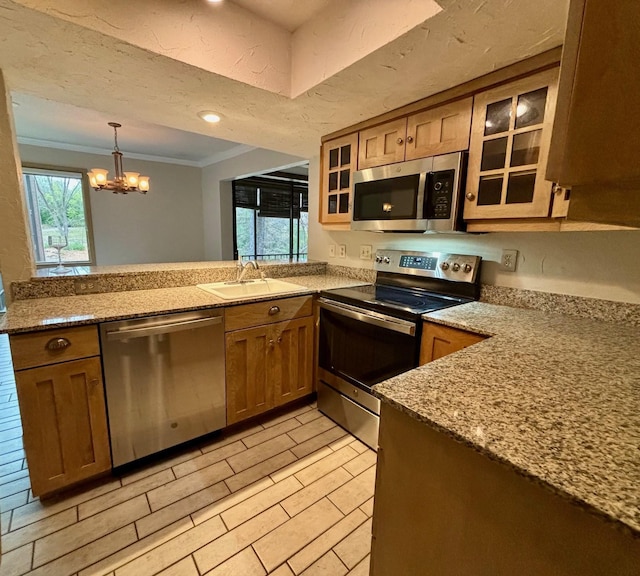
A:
338;244;347;258
500;249;518;272
74;278;102;294
328;244;336;258
359;245;372;260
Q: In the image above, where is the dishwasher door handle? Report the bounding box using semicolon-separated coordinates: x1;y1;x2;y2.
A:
106;315;223;341
318;298;416;336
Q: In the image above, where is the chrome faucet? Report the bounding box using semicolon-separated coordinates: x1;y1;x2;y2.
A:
236;258;260;283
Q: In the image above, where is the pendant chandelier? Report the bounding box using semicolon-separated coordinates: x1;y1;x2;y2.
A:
88;122;150;194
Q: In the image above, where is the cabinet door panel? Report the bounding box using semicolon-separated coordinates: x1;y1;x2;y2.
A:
420;323;486;365
405;98;472;160
320;133;358;224
273;317;314;406
225;325;274;424
358;119;407;169
15;357;111;496
464;68;559;221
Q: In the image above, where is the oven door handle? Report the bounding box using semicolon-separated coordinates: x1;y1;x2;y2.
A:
318;298;416;336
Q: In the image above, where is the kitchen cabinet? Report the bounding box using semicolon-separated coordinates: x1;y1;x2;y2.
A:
546;0;640;228
225;296;314;424
9;326;111;497
464;68;561;223
371;402;639;576
419;322;486;365
357;98;472;169
320;133;358;225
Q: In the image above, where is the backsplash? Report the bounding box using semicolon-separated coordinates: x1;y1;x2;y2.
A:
12;261;328;300
480;285;640;326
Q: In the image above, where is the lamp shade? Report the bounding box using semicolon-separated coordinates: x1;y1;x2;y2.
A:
138;176;150;192
90;168;109;185
124;172;139;187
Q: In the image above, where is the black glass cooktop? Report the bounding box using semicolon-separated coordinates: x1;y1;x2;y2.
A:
321;283;469;319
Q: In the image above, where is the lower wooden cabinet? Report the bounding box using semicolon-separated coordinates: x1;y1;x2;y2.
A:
420;322;486;365
10;326;111;497
225;302;314;425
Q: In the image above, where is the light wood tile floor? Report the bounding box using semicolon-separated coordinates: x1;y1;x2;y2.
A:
0;334;375;575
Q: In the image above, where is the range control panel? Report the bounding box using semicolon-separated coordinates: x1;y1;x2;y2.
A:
374;249;481;283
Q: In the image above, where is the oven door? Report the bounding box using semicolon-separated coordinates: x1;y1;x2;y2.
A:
318;298;419;392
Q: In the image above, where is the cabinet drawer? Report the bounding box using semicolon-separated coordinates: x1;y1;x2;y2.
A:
225;296;313;332
10;325;100;370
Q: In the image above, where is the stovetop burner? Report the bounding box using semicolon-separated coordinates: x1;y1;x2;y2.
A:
322;284;467;317
320;249;482;320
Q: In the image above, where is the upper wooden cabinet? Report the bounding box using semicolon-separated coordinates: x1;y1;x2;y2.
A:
464;68;559;221
320;133;358;225
358;98;473;170
9;326;111;497
546;0;640;228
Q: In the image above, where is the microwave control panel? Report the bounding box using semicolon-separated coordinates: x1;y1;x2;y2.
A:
425;169;455;220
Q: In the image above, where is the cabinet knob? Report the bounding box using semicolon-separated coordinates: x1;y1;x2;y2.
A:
46;337;70;351
277;337;282;344
268;306;280;316
396;138;404;145
465;192;476;201
552;183;564;195
406;136;414;144
269;339;275;347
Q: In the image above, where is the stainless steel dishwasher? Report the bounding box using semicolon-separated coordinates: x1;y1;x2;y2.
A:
100;309;226;467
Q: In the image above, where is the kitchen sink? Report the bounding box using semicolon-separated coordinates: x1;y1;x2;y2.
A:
196;278;307;300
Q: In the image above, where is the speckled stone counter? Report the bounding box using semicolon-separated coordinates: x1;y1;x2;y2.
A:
0;275;369;334
373;302;640;535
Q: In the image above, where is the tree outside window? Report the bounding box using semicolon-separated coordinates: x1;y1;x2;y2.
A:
22;166;95;266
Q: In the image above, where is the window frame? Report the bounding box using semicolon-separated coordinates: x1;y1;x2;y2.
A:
232;177;308;262
21;163;97;268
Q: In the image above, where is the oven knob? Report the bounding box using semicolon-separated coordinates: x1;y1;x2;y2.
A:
440;262;449;271
375;256;382;263
383;256;390;264
452;263;461;272
463;264;473;273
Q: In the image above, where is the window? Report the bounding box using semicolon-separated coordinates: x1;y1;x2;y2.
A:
22;166;95;267
233;176;308;261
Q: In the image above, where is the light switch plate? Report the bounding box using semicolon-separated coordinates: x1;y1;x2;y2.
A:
338;244;346;258
74;279;102;294
500;249;518;272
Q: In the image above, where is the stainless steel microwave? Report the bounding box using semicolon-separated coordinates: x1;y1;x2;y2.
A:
351;151;467;232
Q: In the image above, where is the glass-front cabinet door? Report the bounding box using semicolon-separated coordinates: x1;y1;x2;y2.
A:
464;68;559;220
320;133;358;225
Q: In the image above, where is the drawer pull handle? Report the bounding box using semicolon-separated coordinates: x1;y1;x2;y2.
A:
268;306;280;316
46;337;71;351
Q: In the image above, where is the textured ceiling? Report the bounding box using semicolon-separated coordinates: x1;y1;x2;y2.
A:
0;0;569;163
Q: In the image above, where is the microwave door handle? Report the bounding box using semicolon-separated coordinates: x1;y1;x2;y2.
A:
417;171;428;216
318;299;416;336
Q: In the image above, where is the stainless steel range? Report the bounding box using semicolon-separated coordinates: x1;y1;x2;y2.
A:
317;249;481;449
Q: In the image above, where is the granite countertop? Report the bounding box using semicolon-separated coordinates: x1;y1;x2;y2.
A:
373;302;640;535
0;275;368;334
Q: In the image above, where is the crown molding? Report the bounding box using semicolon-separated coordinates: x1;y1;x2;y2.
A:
17;137;259;168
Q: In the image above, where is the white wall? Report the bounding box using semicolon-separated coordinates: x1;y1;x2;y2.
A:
0;72;34;303
307;156;640;304
202;148;307;260
18;144;205;265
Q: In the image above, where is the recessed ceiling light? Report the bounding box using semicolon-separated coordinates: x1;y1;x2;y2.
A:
206;0;224;3
198;111;221;123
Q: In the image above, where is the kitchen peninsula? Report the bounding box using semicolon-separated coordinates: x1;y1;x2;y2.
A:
371;302;640;575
